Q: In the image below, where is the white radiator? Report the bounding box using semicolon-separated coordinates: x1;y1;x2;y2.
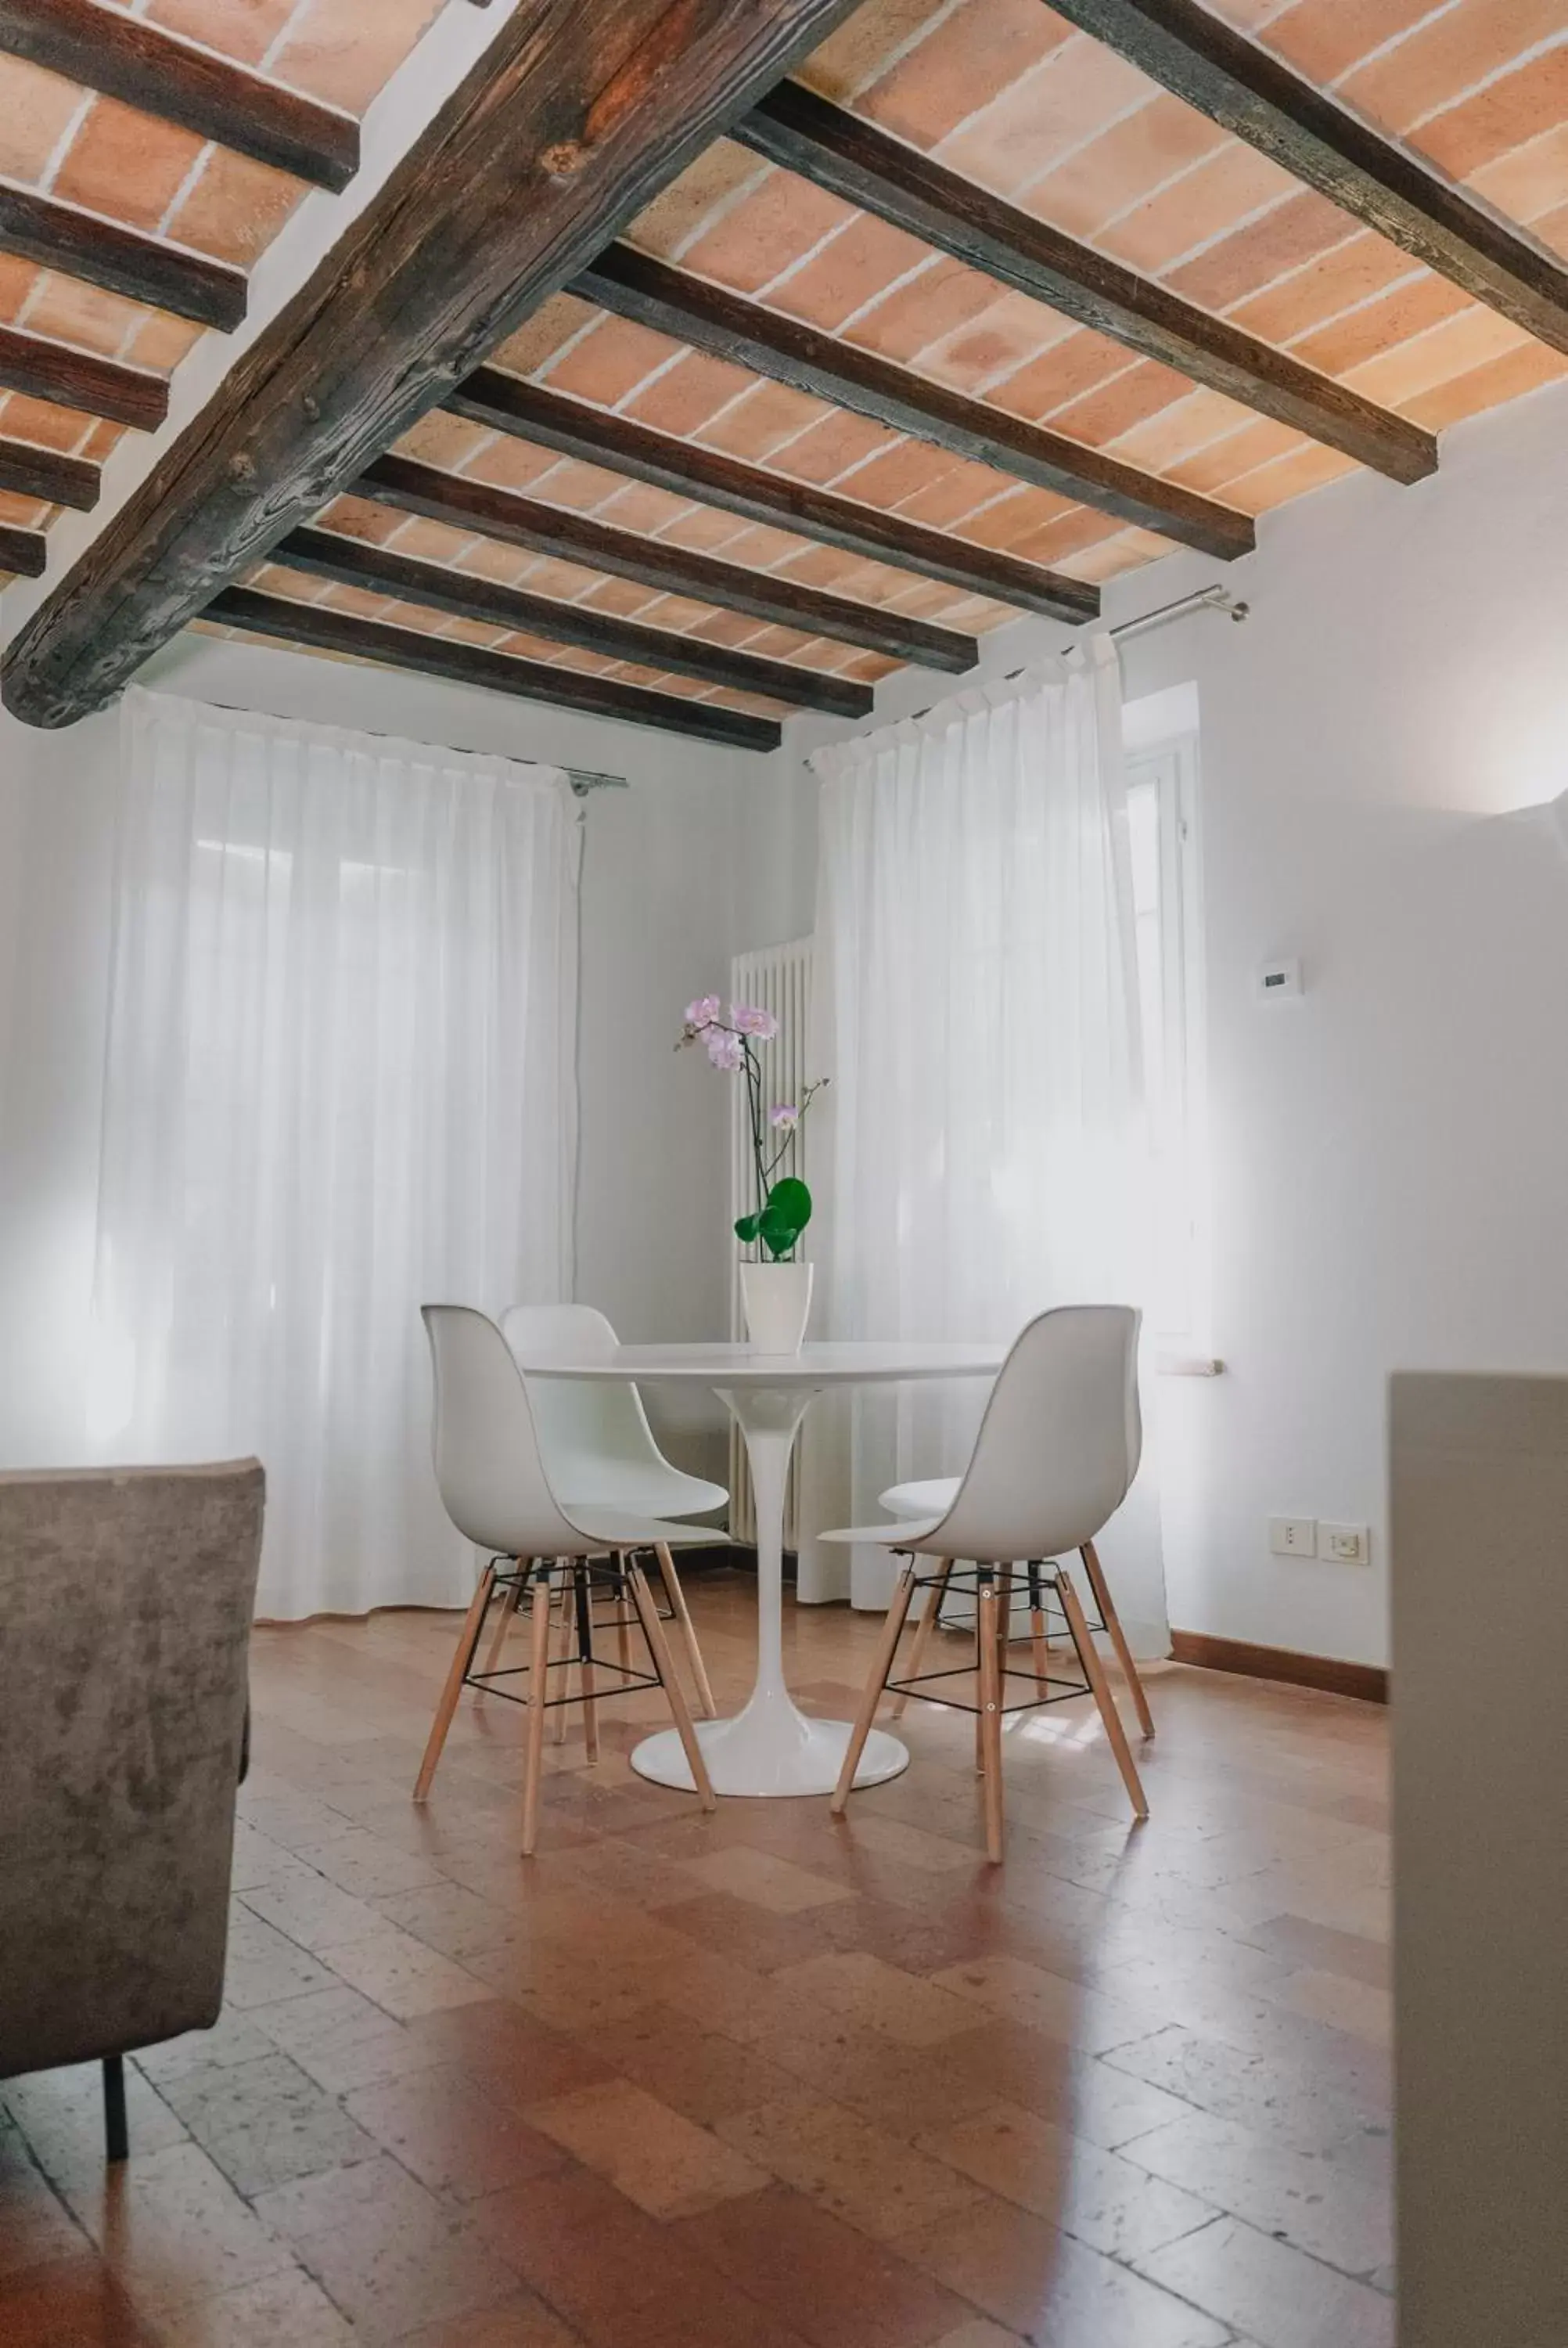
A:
728;936;814;1545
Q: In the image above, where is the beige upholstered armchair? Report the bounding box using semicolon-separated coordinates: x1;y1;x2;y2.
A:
0;1460;264;2160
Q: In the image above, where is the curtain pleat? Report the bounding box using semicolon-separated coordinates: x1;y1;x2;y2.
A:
90;687;581;1620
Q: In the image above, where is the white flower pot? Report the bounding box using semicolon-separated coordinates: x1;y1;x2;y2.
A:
740;1259;814;1356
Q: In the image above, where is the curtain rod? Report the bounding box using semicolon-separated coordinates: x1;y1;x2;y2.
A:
900;585;1249;724
1109;584;1250;643
149;695;631;794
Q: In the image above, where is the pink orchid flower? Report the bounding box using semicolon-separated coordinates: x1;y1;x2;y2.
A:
705;1028;745;1071
730;1003;777;1040
769;1103;800;1130
683;994;721;1031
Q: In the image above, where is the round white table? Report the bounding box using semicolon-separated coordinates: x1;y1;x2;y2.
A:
509;1340;1004;1798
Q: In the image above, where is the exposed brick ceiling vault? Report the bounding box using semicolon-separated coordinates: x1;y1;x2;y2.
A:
2;0;1566;746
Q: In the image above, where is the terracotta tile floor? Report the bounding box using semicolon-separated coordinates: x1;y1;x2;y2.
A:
0;1572;1394;2347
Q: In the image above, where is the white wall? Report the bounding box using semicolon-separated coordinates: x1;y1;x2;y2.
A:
0;633;751;1482
741;373;1568;1669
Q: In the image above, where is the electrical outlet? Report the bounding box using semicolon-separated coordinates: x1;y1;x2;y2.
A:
1318;1522;1371;1565
1269;1516;1317;1557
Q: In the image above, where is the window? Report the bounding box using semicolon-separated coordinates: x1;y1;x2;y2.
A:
1125;723;1208;1349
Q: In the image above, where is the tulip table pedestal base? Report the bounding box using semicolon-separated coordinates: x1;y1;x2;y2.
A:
631;1381;910;1798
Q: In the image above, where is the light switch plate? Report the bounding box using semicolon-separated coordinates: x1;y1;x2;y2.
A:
1269;1516;1317;1557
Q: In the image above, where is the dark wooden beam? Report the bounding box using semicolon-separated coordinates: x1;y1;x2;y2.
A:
205;585;782;751
4;0;865;729
1043;0;1568;361
738;80;1437;485
0;185;246;331
0;322;167;429
0;0;359;193
357;452;980;672
447;369;1102;622
0;522;47;577
572;244;1254;559
275;524;874;717
0;436;99;510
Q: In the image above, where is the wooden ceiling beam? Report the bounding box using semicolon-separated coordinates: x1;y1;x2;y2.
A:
738;79;1437;485
1042;0;1568;360
446;369;1101;623
0;0;359;193
356;452;980;672
0;522;47;577
0;436;99;510
0;322;167;429
204;585;783;751
0;185;246;330
274;524;874;718
572;243;1255;559
4;0;866;731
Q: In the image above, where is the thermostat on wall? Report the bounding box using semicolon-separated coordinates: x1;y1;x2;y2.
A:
1257;956;1303;1001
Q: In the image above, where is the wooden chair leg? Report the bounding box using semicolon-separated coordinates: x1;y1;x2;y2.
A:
627;1555;716;1812
573;1563;599;1765
1057;1564;1149;1820
1080;1539;1155;1740
521;1566;555;1856
414;1561;495;1801
474;1572;521;1702
1027;1560;1052;1691
830;1561;917;1813
102;2054;128;2163
890;1558;951;1720
977;1570;1005;1864
654;1540;716;1719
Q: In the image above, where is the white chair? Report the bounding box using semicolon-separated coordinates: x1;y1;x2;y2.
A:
414;1305;718;1853
824;1305;1154;1861
877;1310;1153;1747
498;1303;721;1718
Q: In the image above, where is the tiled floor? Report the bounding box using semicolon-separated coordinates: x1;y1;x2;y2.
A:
0;1572;1394;2346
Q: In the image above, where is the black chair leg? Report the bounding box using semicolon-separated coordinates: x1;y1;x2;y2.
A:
103;2054;128;2163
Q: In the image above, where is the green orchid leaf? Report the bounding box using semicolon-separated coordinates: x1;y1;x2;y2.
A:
765;1176;811;1230
758;1175;812;1260
733;1212;761;1244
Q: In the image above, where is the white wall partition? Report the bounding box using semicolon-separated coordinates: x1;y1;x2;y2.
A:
92;689;580;1619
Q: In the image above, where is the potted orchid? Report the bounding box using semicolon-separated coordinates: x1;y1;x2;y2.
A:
678;995;826;1353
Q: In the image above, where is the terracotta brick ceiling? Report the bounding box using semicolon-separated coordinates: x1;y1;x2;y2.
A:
4;0;1567;733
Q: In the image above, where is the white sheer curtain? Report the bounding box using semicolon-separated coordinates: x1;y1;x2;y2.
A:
800;640;1169;1655
89;686;580;1619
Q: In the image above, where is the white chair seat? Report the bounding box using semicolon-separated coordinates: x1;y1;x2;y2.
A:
818;1516;943;1547
566;1511;730;1551
879;1475;959;1522
559;1464;728;1520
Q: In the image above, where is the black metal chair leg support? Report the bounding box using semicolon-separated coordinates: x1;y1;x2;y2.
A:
573;1561;599;1763
103;2054;128;2163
